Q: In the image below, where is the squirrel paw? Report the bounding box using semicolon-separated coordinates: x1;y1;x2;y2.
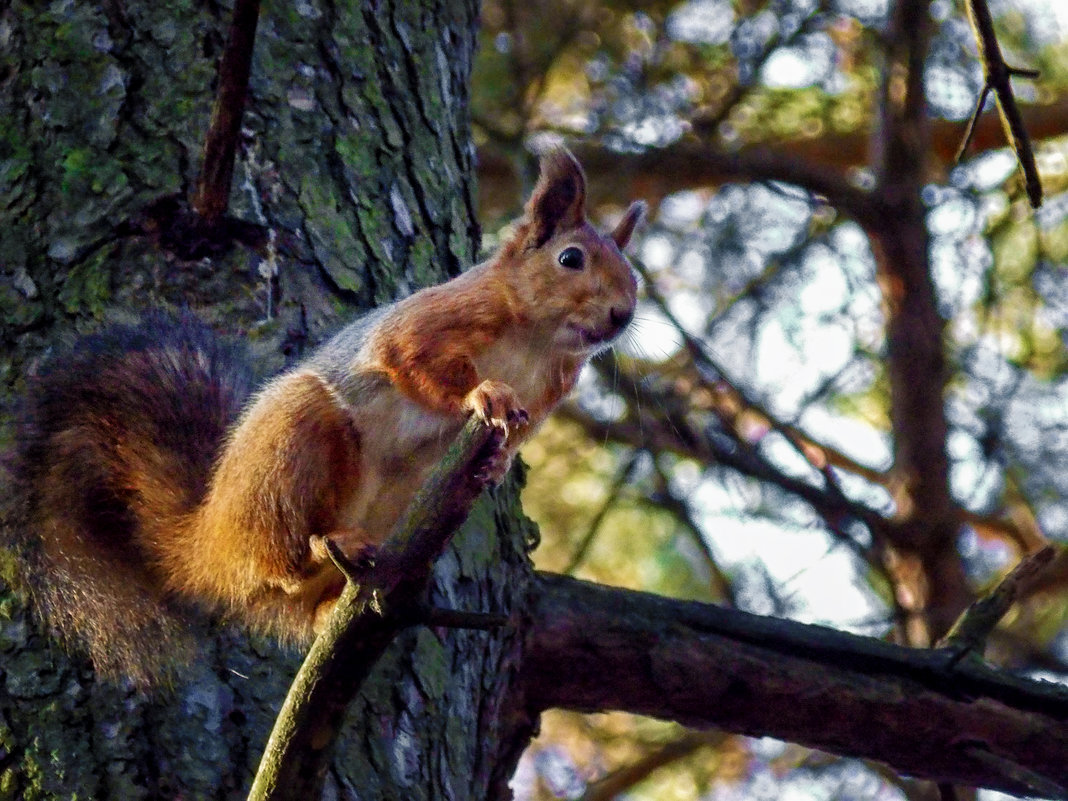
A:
310;529;377;575
464;379;529;436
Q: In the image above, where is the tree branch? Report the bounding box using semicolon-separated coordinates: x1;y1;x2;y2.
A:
635;258;891;489
247;418;504;801
868;0;968;643
193;0;262;224
559;379;889;570
961;0;1043;207
476;98;1068;217
477;142;878;225
563;451;641;575
522;572;1068;798
648;456;738;606
938;545;1056;665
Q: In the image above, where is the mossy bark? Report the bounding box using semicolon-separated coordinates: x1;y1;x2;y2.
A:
0;1;538;798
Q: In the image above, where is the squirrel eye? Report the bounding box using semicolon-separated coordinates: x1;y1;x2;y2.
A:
558;246;585;270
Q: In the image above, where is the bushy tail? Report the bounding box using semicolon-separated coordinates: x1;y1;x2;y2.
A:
7;311;254;686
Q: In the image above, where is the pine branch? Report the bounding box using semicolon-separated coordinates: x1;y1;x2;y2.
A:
938;545;1057;666
524;573;1068;798
194;0;262;224
960;0;1043;207
247;417;505;801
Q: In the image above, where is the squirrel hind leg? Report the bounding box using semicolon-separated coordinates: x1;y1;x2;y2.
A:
231;526;373;645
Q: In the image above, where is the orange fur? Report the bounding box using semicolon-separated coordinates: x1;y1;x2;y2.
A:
11;148;643;684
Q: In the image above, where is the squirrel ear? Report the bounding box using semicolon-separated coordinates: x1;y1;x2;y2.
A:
524;148;587;248
610;201;647;249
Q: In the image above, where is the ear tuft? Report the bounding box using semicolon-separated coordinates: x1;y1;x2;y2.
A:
524;147;587;248
610;201;647;249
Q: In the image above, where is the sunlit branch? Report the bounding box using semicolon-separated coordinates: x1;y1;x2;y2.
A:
524;573;1068;798
938;546;1056;666
955;84;993;162
961;0;1043;207
248;419;503;801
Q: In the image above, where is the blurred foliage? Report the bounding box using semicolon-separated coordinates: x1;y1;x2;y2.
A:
473;0;1068;798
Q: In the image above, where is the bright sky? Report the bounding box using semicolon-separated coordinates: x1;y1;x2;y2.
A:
613;0;1068;644
619;191;896;632
524;2;1068;797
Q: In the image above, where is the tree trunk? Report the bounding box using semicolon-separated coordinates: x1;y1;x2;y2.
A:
0;1;536;798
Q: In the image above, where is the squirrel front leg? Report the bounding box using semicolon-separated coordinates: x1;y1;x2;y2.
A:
373;333;531;482
379;340;530;482
462;379;531;484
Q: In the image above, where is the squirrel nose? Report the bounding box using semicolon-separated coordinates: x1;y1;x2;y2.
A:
609;306;634;331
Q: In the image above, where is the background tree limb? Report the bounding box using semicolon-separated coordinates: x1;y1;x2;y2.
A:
522;573;1068;798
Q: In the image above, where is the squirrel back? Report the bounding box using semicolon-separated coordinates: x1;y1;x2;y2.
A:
7;147;644;686
10;311;255;685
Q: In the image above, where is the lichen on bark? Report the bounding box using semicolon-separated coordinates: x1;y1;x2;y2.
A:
0;0;539;798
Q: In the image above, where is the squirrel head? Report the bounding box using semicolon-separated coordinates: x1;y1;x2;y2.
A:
497;147;645;356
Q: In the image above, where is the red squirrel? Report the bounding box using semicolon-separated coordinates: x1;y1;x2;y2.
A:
10;148;644;685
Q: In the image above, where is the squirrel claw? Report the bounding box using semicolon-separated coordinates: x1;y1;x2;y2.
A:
465;380;528;438
311;532;377;582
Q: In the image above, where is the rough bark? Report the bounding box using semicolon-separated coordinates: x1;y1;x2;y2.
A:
0;1;537;798
522;574;1068;799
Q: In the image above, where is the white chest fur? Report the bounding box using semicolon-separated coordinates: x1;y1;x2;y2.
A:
472;327;553;409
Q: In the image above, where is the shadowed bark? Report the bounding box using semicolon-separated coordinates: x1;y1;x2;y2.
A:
0;2;539;799
522;574;1068;799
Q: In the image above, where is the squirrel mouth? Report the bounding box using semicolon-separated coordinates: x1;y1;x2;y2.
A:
567;322;615;349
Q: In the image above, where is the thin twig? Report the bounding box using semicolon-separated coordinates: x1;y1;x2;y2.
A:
649;457;738;606
961;0;1043;207
635;258;888;487
194;0;262;224
938;545;1057;667
578;731;726;801
955;84;992;163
